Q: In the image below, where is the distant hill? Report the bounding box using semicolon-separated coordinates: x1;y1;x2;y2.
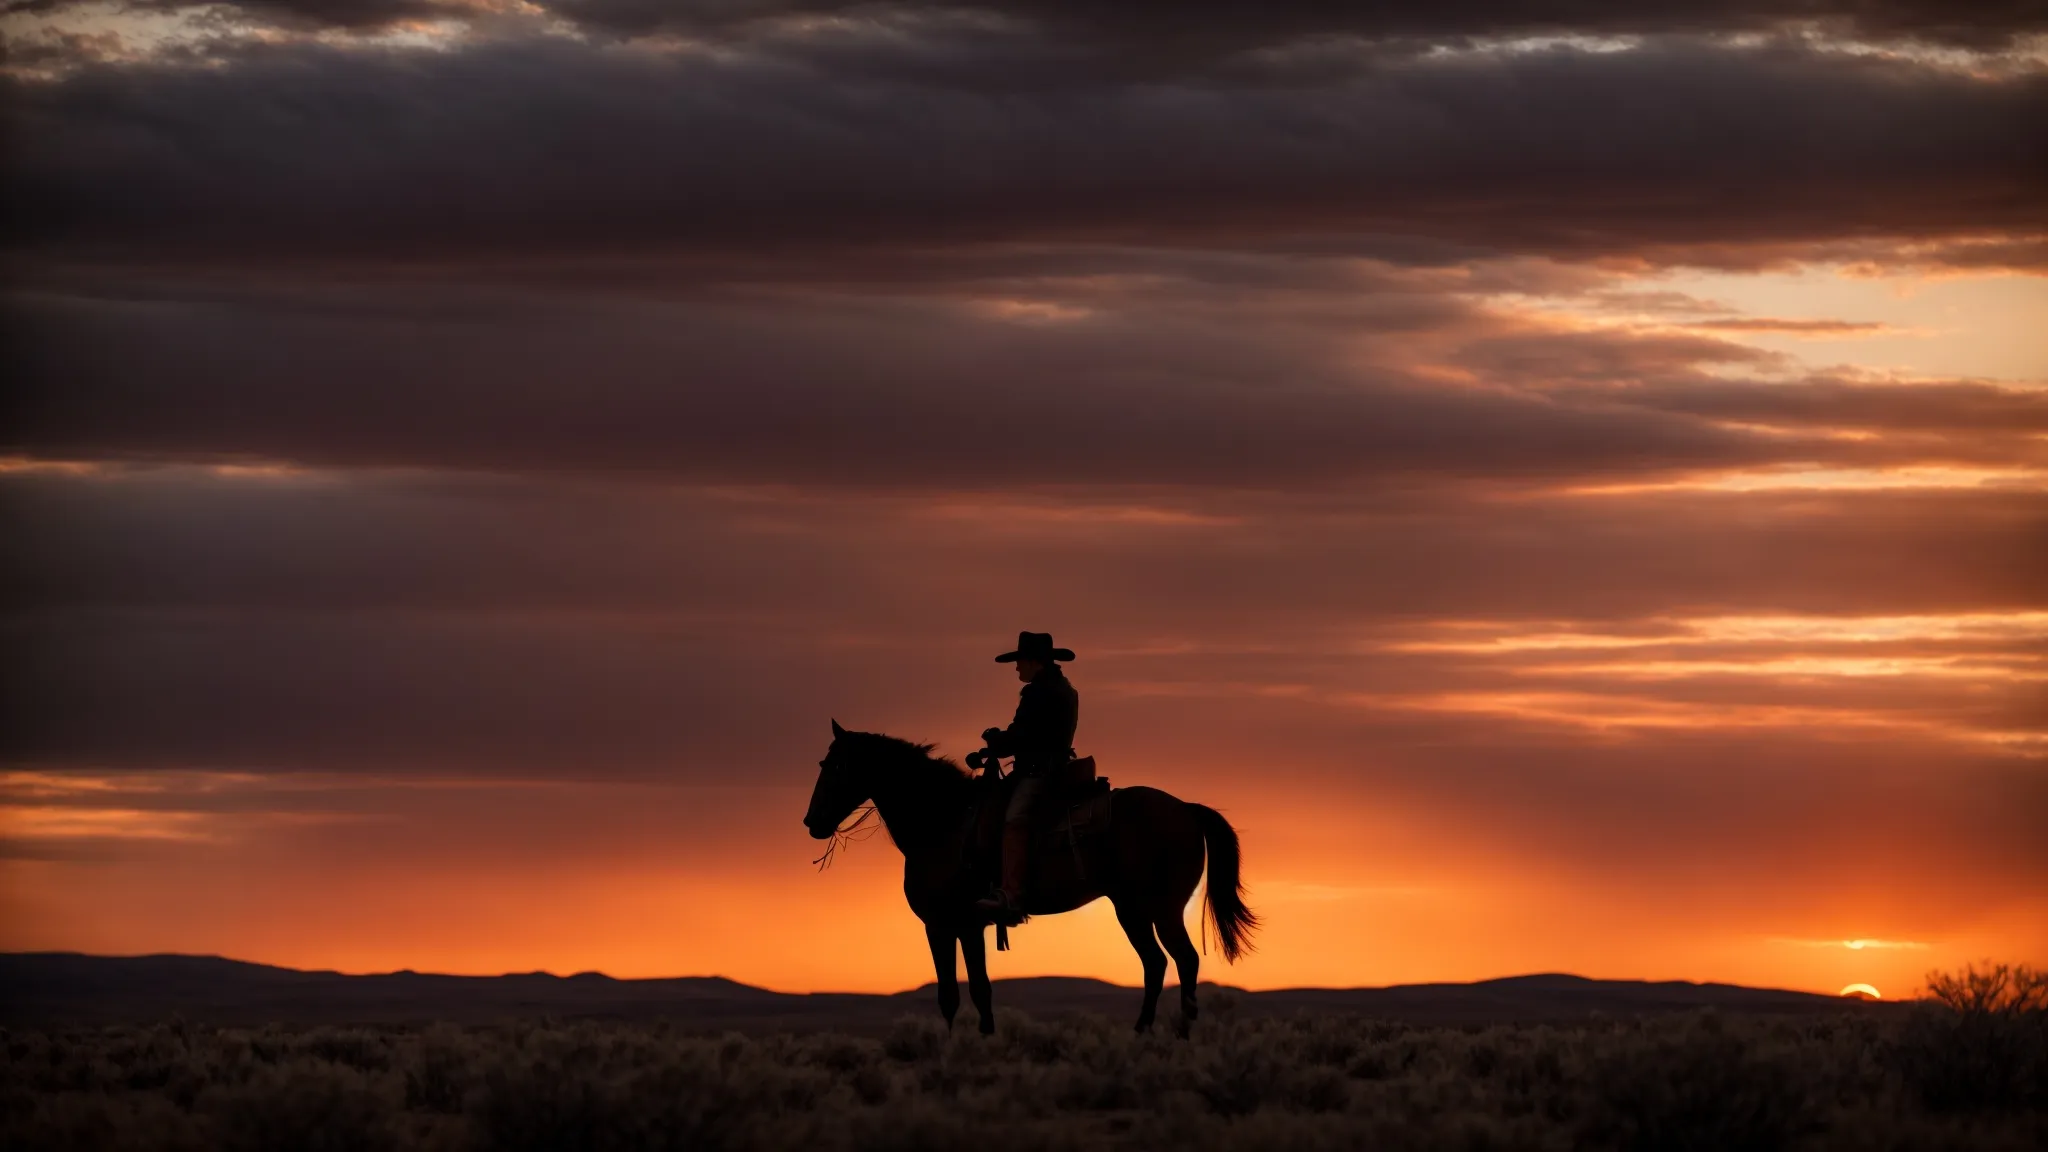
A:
0;953;1892;1030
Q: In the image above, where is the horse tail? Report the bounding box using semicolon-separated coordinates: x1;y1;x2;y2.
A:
1193;804;1258;963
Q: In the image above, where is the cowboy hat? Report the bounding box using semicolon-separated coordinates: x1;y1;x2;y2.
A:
994;631;1075;663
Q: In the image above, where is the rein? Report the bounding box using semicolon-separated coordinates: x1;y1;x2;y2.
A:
811;804;881;870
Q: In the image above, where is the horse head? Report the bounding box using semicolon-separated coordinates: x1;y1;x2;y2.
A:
804;719;868;839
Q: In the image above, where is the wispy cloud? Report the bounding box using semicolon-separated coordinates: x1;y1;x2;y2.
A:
0;805;219;843
1562;465;2047;495
0;770;396;851
1381;611;2048;654
1684;318;1900;336
1518;655;2045;681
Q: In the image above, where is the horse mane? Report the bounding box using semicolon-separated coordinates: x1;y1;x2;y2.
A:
840;731;975;852
848;731;971;790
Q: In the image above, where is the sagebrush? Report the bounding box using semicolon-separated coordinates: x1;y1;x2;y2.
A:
4;993;2044;1151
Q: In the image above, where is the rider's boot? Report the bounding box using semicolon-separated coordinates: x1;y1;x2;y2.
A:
974;823;1031;922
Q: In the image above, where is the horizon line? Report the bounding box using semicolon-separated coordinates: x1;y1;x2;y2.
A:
3;950;1874;1000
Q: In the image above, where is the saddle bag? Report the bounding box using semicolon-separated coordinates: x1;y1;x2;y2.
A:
1056;755;1109;803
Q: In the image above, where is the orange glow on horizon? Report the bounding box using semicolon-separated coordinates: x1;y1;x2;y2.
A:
4;763;2040;997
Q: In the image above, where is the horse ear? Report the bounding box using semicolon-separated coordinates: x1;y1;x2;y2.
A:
831;719;845;737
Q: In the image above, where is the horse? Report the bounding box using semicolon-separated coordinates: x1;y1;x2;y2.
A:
803;720;1257;1034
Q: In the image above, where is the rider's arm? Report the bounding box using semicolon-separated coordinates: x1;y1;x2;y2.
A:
983;724;1015;756
983;681;1046;757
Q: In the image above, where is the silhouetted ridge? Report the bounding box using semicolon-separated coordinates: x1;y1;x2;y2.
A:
2;953;1890;1030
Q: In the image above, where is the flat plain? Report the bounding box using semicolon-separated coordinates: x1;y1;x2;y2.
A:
3;956;2041;1151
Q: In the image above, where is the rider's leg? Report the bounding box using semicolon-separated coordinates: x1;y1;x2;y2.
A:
978;775;1041;914
998;824;1030;904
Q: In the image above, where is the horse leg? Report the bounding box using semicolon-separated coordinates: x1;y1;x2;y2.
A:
959;924;996;1035
924;922;960;1028
1114;901;1168;1033
1155;913;1201;1026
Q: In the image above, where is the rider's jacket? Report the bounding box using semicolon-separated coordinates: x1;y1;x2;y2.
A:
987;664;1079;776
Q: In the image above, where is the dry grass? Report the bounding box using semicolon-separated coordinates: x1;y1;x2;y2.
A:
4;968;2043;1151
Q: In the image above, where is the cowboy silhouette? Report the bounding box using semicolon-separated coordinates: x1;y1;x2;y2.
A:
974;631;1079;920
806;629;1255;1032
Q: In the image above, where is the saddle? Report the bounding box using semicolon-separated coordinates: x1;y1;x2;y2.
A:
969;757;1112;919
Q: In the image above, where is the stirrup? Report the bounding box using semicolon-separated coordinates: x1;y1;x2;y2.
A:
975;889;1025;925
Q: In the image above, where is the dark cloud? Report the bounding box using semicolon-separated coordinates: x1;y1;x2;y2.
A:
6;462;2041;621
8;254;2043;505
183;0;457;27
1606;374;2048;436
13;261;2045;486
76;0;2043;50
1450;334;2048;459
5;444;2039;927
0;269;1959;486
4;466;2041;898
4;37;2041;265
3;0;462;28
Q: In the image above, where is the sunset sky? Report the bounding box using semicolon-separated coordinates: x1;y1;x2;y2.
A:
2;1;2044;1000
